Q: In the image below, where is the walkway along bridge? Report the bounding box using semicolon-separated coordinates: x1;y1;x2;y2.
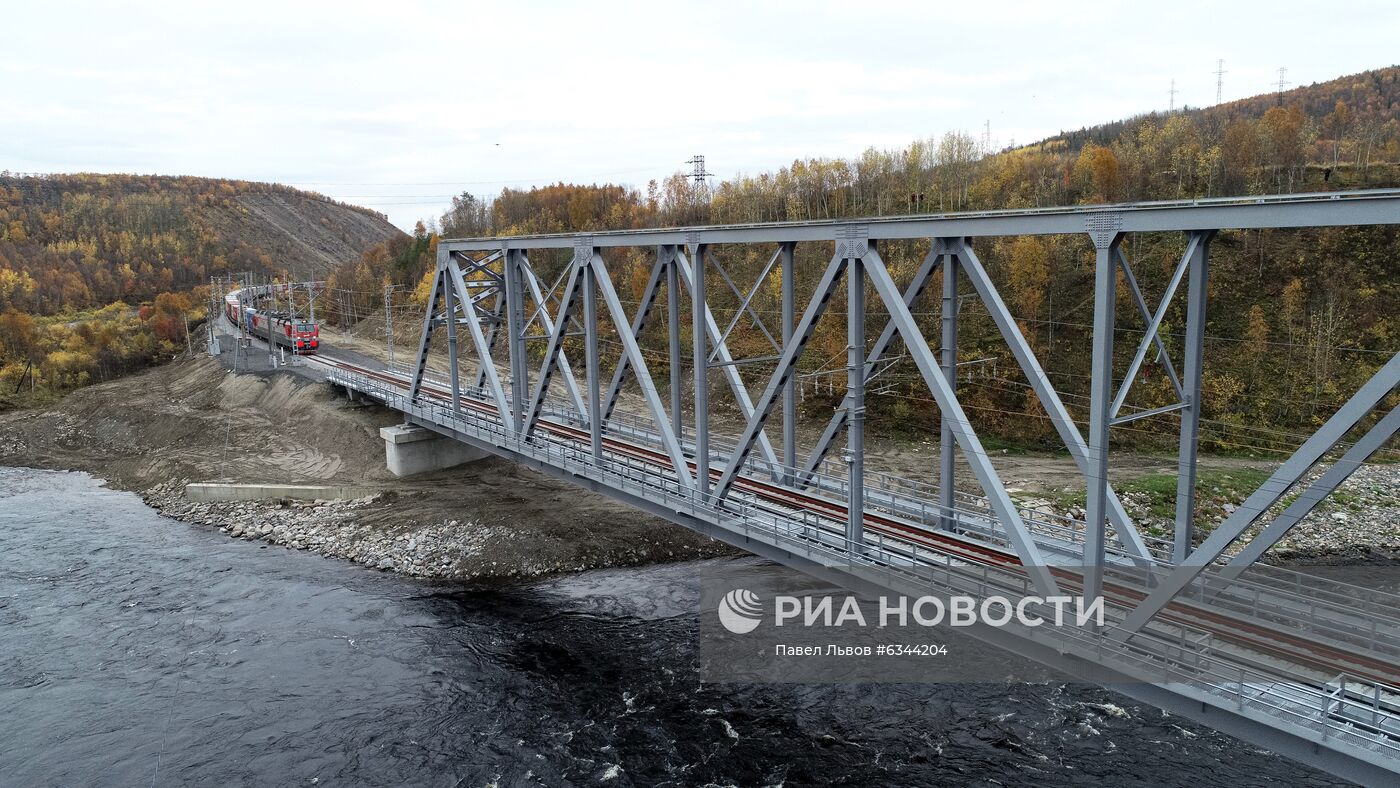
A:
315;189;1400;785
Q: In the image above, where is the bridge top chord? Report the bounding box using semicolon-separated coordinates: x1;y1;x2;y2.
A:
442;187;1400;250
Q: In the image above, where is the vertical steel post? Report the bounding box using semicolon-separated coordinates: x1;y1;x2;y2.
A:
267;280;276;369
939;242;959;529
692;243;709;499
847;253;865;548
1174;231;1212;562
236;291;246;372
1084;230;1122;603
384;284;394;367
666;246;683;439
443;267;462;415
583;254;603;461
503;248;529;429
781;241;797;481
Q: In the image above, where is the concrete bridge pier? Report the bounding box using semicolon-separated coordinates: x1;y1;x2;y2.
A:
380;423;487;477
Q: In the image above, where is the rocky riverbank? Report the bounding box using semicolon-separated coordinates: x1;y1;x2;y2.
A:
0;357;733;584
122;451;1400;581
1242;462;1400;561
1015;460;1400;561
141;484;468;579
138;481;731;581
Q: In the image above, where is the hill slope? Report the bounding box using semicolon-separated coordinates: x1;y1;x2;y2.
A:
1055;65;1400;152
0;173;403;314
409;65;1400;455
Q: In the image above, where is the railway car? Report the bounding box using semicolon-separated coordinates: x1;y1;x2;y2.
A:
224;293;243;326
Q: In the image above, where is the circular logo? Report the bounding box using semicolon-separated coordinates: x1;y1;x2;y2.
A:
717;588;763;634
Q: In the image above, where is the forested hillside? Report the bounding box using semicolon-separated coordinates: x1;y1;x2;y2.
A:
0;174;402;409
431;66;1400;237
331;65;1399;453
0;173;402;315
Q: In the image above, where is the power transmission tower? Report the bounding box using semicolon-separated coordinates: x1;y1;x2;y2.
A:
685;154;713;194
983;119;991;153
1215;59;1227;104
1169;79;1178;112
1275;67;1290;106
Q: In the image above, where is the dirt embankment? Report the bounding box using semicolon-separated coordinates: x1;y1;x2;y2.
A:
0;357;731;582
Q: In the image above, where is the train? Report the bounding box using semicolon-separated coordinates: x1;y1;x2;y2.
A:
224;291;320;354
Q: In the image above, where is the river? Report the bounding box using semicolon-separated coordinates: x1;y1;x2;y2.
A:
0;467;1348;786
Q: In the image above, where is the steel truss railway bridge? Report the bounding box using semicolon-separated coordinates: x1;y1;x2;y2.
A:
316;189;1400;784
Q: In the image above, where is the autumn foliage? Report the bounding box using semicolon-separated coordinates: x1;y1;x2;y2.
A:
369;66;1400;452
0;292;202;408
0;173;392;315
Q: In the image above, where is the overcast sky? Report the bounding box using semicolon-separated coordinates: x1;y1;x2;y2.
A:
4;1;1398;231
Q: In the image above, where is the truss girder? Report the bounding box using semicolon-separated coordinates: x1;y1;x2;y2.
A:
521;257;585;439
388;192;1400;785
599;254;668;426
1116;351;1400;637
472;296;506;390
953;241;1154;564
709;253;781;353
446;256;511;422
798;247;943;482
712;254;848;502
589;252;696;489
1113;243;1191;409
411;191;1400;647
407;263;445;402
516;256;589;422
860;247;1061;595
440;189;1400;251
712;247;782;361
673;249;783;473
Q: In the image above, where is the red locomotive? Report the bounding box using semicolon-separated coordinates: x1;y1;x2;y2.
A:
224;291;320;354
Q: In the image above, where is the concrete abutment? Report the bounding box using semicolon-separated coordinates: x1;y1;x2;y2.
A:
380;423;488;477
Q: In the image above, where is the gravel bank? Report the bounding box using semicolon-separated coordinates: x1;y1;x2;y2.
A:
0;357;733;583
1244;462;1400;561
1016;462;1400;561
138;481;730;582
